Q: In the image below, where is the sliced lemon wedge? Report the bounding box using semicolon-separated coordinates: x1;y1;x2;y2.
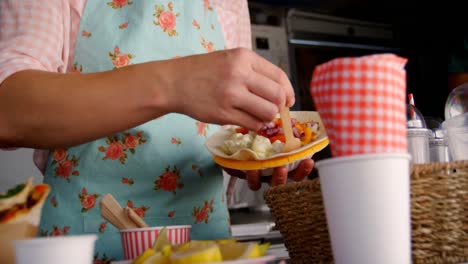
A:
214;238;237;244
132;248;156;264
218;242;270;260
141;252;171;264
170;241;222;264
153;227;171;253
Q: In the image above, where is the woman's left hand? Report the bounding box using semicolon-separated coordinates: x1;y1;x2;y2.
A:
223;159;314;191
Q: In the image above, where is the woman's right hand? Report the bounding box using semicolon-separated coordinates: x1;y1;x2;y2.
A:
0;48;294;148
157;48;295;131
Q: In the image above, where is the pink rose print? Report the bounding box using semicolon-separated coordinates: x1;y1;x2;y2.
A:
98;131;146;164
171;137;181;145
51;196;58;207
108;46;134;69
81;30;92;37
196;121;209;137
51;149;79;182
168;210;175;218
127;200;150;218
201;37;215;53
56;160;73;177
94;253;114;264
119;21;129;29
153;2;179;36
154;165;184;194
124;134;139;149
107;0;133;9
192;200;214;224
71;63;83;73
52;225;70;236
99;222;107;233
159;11;176;30
122;177;135;186
40;225;70;237
53;149;67;162
192;19;200;30
191;164;203;176
105;142;124;160
78;188;99;213
204;0;213;12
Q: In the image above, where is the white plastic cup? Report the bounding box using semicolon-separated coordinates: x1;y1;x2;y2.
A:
315;153;411;264
14;234;97;264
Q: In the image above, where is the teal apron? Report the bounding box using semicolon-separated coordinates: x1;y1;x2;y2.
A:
39;0;230;261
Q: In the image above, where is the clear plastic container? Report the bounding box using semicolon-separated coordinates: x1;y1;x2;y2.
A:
442;112;468;161
445;83;468;120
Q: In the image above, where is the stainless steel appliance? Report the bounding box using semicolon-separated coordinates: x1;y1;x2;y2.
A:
286;9;401;111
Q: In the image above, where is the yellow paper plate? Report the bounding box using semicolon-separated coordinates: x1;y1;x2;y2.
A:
205;111;329;172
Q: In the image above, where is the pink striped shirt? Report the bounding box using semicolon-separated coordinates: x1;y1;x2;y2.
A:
0;0;252;173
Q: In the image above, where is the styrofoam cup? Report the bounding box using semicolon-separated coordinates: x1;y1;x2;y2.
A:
14;234;97;264
315;153;411;264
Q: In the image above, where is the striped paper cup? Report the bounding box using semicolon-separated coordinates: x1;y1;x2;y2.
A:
120;225;191;260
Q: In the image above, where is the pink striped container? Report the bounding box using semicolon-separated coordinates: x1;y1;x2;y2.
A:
120;225;191;260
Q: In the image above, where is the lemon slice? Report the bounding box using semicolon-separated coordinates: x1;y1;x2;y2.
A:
218;242;270;260
173;240;216;252
132;248;156;264
170;242;222;264
152;227;171;253
214;238;237;245
258;242;270;256
141;252;170;264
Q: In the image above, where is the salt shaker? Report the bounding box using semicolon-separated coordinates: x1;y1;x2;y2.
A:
428;129;451;162
407;104;431;164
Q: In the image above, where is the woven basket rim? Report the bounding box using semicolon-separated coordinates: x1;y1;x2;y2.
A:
411;160;468;174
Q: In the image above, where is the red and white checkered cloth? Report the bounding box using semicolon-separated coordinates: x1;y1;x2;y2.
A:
310;54;408;157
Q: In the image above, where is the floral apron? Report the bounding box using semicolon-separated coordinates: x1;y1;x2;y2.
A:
39;0;230;262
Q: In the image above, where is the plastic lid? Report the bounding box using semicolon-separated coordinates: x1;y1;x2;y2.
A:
445;83;468;120
407;104;427;128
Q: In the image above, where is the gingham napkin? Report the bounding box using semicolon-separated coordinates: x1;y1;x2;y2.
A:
310;53;408;157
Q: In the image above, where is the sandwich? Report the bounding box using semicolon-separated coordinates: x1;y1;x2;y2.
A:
0;177;50;225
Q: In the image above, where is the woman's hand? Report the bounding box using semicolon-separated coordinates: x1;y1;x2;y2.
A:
223;159;314;191
158;48;295;132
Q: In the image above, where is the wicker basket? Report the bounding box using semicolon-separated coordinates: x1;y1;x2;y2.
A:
264;160;468;264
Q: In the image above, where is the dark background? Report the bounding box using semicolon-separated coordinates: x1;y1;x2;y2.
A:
249;0;456;121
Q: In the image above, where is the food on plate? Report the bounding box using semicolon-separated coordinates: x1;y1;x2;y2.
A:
132;226;270;264
221;117;320;158
0;177;50;224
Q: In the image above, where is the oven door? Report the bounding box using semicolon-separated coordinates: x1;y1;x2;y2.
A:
286;9;401;111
